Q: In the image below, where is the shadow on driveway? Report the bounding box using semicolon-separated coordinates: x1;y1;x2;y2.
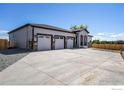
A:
0;48;31;55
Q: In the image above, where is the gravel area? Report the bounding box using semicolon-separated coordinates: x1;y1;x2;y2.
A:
0;49;30;71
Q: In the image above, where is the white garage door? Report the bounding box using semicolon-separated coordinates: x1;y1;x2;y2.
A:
67;37;74;49
55;36;64;50
37;35;51;51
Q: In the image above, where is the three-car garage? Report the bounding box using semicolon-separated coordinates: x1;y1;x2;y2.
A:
37;34;75;51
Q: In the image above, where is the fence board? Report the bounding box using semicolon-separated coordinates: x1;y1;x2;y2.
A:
0;39;9;50
92;44;124;50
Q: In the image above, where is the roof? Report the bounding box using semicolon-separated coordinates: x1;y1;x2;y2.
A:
71;29;89;33
8;23;72;34
8;23;90;34
88;35;93;37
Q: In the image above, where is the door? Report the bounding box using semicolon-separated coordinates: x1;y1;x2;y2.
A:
55;35;64;49
67;37;74;49
37;35;51;51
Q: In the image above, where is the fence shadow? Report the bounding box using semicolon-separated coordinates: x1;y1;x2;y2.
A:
0;48;31;55
71;47;89;50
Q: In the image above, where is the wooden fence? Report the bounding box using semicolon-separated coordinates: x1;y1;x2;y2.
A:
0;39;9;50
92;44;124;50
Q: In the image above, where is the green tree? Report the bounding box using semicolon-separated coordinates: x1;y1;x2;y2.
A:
70;25;78;30
92;40;100;44
80;24;88;30
70;24;88;30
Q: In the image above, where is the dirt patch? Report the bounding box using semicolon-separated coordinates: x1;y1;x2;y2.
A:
0;49;30;71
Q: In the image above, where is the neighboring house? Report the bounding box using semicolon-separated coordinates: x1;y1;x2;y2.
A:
8;23;93;51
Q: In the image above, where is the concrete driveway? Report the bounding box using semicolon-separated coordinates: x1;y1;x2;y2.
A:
0;48;124;85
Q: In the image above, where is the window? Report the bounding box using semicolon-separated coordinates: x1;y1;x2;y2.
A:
60;36;64;39
38;35;44;38
46;36;50;38
80;35;83;46
54;36;64;39
54;36;59;39
67;37;73;40
84;35;87;46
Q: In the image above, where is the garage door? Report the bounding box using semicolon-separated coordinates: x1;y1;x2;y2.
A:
67;37;74;49
55;36;64;50
37;35;51;51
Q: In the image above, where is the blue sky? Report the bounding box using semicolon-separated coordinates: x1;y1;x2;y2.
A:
0;3;124;40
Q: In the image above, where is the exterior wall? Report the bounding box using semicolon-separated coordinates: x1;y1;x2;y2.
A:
88;36;92;42
76;30;88;48
88;36;92;47
34;27;75;37
9;26;32;49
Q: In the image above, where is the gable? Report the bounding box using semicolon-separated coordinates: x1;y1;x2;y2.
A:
78;30;89;35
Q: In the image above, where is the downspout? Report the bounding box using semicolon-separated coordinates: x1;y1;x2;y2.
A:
26;26;28;49
75;34;77;48
32;26;34;50
8;33;10;48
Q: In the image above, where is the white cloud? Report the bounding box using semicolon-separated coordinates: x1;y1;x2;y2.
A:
0;30;8;34
93;32;124;41
0;35;9;39
97;33;105;36
0;30;9;39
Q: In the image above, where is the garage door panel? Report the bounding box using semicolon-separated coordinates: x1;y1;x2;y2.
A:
67;37;74;49
38;35;51;51
55;36;64;50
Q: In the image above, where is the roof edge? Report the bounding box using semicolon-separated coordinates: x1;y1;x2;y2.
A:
88;35;93;37
8;23;31;34
8;23;73;34
71;29;89;33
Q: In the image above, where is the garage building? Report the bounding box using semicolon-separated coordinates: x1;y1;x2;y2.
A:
8;23;92;51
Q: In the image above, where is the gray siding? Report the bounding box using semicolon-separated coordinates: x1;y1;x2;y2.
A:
9;26;32;49
34;27;75;38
